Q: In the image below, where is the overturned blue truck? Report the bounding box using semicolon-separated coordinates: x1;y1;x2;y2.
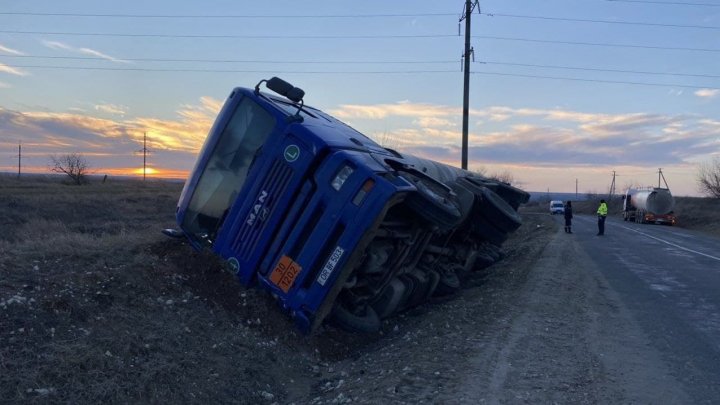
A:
173;77;529;333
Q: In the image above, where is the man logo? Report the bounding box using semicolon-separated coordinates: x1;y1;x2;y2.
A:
246;190;269;226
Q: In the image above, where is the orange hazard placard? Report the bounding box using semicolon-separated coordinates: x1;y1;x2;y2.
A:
269;255;302;293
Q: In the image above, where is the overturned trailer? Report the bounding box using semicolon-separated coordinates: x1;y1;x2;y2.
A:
173;78;529;333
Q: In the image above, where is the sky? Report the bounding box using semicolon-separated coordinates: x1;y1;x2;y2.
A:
1;0;719;196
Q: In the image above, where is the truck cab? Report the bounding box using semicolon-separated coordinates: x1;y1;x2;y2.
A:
176;78;529;333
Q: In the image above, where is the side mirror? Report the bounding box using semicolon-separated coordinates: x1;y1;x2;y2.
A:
266;77;305;103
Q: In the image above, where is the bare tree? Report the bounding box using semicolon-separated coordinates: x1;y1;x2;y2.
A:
50;153;90;185
697;157;720;198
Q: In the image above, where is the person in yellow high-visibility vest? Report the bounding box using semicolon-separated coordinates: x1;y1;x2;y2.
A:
597;199;608;235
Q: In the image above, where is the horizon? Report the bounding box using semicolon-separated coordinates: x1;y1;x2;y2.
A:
1;1;719;196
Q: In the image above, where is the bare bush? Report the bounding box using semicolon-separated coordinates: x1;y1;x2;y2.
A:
489;170;512;183
697;158;720;198
50;153;90;185
472;167;487;177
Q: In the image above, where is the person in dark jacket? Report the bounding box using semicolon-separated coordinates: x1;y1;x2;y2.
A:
564;201;573;233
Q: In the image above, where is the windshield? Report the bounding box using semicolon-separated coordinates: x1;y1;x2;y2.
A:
182;96;275;245
552;203;564;208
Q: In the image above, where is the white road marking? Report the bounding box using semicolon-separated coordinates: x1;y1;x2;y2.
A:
621;225;720;262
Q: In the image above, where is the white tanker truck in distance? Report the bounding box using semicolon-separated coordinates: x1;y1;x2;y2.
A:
622;187;676;225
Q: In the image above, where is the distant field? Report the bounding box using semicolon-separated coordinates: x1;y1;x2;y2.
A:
522;195;720;238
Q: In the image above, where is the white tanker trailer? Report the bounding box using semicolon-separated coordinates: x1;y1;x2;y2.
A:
622;187;676;225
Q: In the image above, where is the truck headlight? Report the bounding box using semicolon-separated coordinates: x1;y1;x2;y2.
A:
331;165;354;191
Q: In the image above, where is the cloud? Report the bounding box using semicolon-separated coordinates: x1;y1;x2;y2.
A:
0;62;29;76
42;40;129;63
694;88;719;98
132;96;221;152
0;96;223;176
94;103;129;116
413;117;456;128
329;102;459;120
0;81;9;88
0;43;25;56
330;101;720;170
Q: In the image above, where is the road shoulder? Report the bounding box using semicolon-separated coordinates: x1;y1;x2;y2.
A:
456;223;691;403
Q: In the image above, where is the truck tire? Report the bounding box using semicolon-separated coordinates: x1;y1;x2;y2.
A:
458;178;522;233
330;302;381;333
371;278;406;319
434;267;461;296
447;181;476;223
469;214;508;246
401;173;462;232
465;177;529;210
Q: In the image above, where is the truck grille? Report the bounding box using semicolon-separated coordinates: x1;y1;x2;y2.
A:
233;159;293;260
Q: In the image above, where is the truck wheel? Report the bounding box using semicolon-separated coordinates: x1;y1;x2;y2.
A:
401;173;462;231
405;270;431;309
458;178;522;233
465;177;529;210
447;181;476;223
371;278;406;319
434;267;461;296
424;270;441;300
473;251;495;270
330;302;381;333
470;214;509;246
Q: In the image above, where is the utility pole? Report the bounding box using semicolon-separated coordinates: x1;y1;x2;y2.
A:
17;142;21;178
658;168;669;188
609;170;616;199
575;178;578;200
143;132;147;181
460;0;479;170
136;132;151;181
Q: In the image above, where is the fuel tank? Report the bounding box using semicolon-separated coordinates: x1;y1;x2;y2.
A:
627;188;674;214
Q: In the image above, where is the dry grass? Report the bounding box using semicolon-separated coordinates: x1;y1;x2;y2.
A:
0;176;323;403
673;196;720;236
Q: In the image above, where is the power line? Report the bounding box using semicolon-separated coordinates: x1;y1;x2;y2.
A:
478;60;720;79
0;64;458;74
0;54;457;65
481;12;720;30
606;0;720;6
0;11;456;19
2;28;715;54
6;57;718;80
5;62;720;89
2;40;717;60
0;29;456;39
471;71;719;89
474;35;720;53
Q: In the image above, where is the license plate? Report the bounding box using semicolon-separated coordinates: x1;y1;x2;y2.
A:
269;255;302;293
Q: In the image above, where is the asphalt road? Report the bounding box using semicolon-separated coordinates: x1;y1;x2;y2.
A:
570;214;720;403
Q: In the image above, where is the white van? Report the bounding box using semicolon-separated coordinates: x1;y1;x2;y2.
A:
550;200;564;215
